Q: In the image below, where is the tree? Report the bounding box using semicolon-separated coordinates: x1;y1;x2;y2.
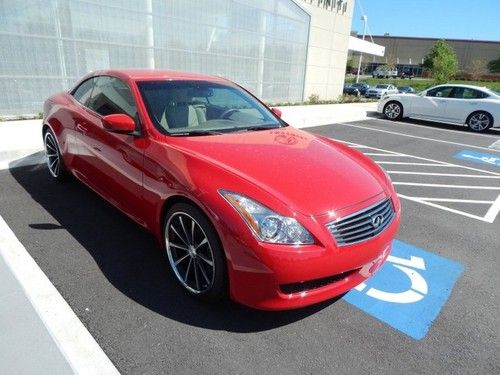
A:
345;55;359;73
423;40;458;84
467;59;487;80
487;57;500;73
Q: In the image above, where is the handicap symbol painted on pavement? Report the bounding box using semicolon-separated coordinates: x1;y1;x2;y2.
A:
343;240;464;340
454;149;500;167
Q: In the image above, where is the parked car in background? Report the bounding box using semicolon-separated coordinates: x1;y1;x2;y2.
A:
399;70;415;79
378;84;500;132
372;67;398;78
365;84;398;99
43;69;400;310
398;86;415;94
343;82;370;96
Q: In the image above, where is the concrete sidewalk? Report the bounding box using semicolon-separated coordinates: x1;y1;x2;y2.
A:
0;101;376;374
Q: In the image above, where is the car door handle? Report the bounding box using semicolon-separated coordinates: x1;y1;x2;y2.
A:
76;123;88;134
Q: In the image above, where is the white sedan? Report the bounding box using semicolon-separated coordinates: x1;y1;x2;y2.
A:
377;84;500;132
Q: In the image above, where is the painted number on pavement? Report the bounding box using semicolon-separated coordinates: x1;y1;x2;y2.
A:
454;149;500;167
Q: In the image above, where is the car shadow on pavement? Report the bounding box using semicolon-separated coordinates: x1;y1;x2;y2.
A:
9;164;339;333
366;111;380;119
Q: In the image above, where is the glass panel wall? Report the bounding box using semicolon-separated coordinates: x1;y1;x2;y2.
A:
0;0;309;115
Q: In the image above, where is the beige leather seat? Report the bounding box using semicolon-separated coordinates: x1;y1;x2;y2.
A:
159;98;207;130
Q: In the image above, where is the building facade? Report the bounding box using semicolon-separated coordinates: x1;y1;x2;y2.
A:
357;35;500;77
0;0;354;116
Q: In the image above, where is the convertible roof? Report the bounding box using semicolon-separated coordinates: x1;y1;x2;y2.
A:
86;69;229;82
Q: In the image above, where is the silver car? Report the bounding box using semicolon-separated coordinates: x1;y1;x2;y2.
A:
365;84;399;99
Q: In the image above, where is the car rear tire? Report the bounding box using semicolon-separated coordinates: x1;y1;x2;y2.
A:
383;101;403;120
43;128;68;181
466;111;493;132
164;202;228;302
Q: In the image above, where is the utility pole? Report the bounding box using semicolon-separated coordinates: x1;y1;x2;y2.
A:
355;15;368;83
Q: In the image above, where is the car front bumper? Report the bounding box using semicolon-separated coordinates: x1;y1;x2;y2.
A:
222;194;401;310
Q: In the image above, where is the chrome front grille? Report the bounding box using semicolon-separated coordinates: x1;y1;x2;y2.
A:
326;198;395;246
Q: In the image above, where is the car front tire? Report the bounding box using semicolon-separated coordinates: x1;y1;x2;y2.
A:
466;111;493;132
383;101;403;120
43;128;68;181
164;202;228;302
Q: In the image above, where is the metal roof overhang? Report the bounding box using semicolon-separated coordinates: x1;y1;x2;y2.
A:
348;36;385;56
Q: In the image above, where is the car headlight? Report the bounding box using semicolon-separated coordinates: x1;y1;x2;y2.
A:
220;190;314;245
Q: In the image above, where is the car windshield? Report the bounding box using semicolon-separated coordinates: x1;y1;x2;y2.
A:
376;84;389;89
138;80;282;135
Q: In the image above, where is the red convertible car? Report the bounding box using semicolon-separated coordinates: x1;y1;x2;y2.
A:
43;70;400;310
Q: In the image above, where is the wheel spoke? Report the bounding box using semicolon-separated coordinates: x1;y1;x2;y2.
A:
49;157;58;170
55;159;60;176
174;253;190;266
191;220;195;244
195;237;208;250
46;142;56;152
179;216;191;244
196;258;211;284
183;258;193;283
169;241;189;251
171;225;189;246
193;259;200;290
197;253;214;267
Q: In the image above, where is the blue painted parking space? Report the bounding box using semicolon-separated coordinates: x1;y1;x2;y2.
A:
343;240;464;340
454;149;500;167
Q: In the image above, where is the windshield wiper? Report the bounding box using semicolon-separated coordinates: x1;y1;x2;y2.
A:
235;124;283;132
170;129;224;136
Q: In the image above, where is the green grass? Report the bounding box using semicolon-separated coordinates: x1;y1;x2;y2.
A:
345;77;500;92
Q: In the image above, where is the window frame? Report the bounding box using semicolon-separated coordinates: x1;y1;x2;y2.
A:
71;77;95;107
86;75;138;118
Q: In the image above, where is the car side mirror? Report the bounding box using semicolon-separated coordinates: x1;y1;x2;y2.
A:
271;108;282;118
102;114;136;134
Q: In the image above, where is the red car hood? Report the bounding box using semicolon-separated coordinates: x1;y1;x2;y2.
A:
172;127;385;216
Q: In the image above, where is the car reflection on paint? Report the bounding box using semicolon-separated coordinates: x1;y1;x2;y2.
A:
42;69;400;310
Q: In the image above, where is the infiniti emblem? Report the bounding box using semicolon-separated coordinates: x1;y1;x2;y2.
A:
371;214;383;229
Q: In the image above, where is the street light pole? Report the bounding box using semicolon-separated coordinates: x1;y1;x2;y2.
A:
355;15;368;84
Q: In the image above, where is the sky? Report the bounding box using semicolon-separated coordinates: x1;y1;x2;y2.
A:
352;0;500;42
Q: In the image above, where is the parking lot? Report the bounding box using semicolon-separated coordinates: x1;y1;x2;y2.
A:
0;117;499;374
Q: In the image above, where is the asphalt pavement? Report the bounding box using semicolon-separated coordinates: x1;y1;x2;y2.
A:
0;115;499;374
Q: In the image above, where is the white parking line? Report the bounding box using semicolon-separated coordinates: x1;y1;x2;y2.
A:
411;198;495;204
490;140;500;150
339;139;500;176
392;182;500;190
398;194;497;223
339;140;500;223
376;162;458;166
338;122;500;153
386;171;500;178
372;117;500;139
363;153;404;157
0;215;119;375
484;194;500;223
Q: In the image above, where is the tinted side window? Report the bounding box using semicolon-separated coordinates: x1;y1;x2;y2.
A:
451;88;489;99
88;76;137;117
427;87;453;98
72;78;94;106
